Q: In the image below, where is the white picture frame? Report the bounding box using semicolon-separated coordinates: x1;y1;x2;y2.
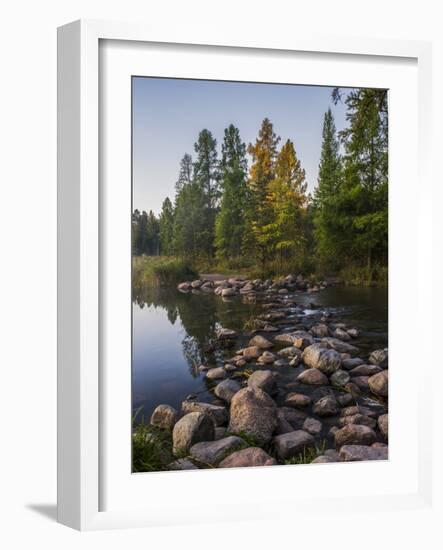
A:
57;19;434;531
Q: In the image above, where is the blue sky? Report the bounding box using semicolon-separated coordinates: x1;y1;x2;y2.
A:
132;77;348;215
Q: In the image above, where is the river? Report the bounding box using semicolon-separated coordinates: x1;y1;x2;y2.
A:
132;285;388;420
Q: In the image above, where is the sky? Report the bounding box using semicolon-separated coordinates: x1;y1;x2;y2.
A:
132;77;349;215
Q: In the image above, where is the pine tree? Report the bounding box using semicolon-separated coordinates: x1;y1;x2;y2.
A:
215;124;248;260
175;153;193;196
159;197;174;255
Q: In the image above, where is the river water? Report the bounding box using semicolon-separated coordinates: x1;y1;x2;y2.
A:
132;285;388;420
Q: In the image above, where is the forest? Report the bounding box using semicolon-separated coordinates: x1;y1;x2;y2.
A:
132;87;388;284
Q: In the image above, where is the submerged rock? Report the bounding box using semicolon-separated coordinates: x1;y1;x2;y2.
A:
228;387;278;445
172;412;215;455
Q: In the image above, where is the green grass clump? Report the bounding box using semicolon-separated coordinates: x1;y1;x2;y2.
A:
133;255;198;288
283;440;328;465
132;421;174;472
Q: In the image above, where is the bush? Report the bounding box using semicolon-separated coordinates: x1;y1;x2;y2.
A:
133;256;198;288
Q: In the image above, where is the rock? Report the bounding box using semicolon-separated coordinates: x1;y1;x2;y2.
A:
221;287;237;297
378;413;388;440
150;404;178;430
330;369;350;386
302;343;342;374
274;331;314;349
311;455;335;464
177;282;191;291
228;387;278;445
324;449;341;461
248;370;277;395
273;430;315;460
182;401;228;427
242;345;262;360
337;393;354;407
368;370;388;397
310;324;329;338
249;335;273;349
322;337;359;355
284;392;311;408
350;364;382;376
277;407;308;430
191;279;203;288
303;417;322;435
278;346;302;358
274;359;288;367
190;436;246;465
313;396;340;417
339;444;388;461
169;458;199;470
289;355;302;367
205;367;227;381
172;412;215;455
214;426;227;440
369;349;388;368
257;351;277;364
342;357;365;370
333;327;351;341
353;376;370;390
278;288;288;294
214;379;241;403
219;447;277;468
297;368;329;386
334;424;377;449
339;414;377;429
347;328;359;338
216;327;237;339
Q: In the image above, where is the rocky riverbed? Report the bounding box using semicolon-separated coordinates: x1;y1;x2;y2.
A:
137;274;388;471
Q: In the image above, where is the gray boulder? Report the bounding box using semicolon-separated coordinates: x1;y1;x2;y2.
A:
190;436;246;465
168;458;199;470
339;444;388;461
273;430;315;460
247;370;277;395
368;370;388;397
284;392;311;408
228;387;278;445
313;396;340;417
172;412;215;455
214;379;241;403
322;337;359;355
302;343;342;375
205;366;227;381
378;413;389;440
297;368;329;386
249;335;273;349
334;424;377;449
350;364;382;376
310;324;329;338
274;331;314;349
242;345;261;360
303;417;322;436
342;357;365;370
330;369;350;386
369;349;388;368
181;401;228;427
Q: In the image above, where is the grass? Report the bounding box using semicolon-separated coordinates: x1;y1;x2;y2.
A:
133;255;198;288
339;263;388;287
283;440;328;465
132;409;175;472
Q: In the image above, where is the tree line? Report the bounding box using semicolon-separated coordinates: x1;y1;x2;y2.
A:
132;87;388;278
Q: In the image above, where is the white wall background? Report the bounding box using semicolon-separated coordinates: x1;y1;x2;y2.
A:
0;1;441;548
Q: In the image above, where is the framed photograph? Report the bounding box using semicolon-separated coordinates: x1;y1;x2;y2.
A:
57;20;433;530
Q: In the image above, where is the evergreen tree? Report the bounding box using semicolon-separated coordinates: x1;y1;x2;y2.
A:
159;197;174;255
175;153;193;196
215;124;248;260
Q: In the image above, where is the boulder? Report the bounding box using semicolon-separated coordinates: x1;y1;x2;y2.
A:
313;396;340;417
368;370;388;397
303;417;322;436
221;288;237;297
322;337;359;355
330;369;350;386
378;413;389;440
353;376;370;391
339;414;377;429
334;424;377;449
205;367;227;381
342;357;365;370
218;447;277;468
242;345;261;360
274;331;314;349
273;430;315;460
247;370;278;395
284;392;311;408
311;455;335;464
172;412;215;455
150;404;178;430
249;335;273;349
369;349;388;368
190;436;246;465
350;364;382;376
257;351;277;364
302;343;342;375
228;387;278;445
191;279;203;288
168;458;199;470
278;346;302;358
214;427;227;440
339;444;388;461
216;327;237;339
214;379;241;403
310;324;329;338
181;401;228;427
333;327;351;341
297;368;329;386
177;282;191;292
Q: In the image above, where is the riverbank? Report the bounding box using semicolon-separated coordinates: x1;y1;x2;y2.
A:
133;275;388;472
